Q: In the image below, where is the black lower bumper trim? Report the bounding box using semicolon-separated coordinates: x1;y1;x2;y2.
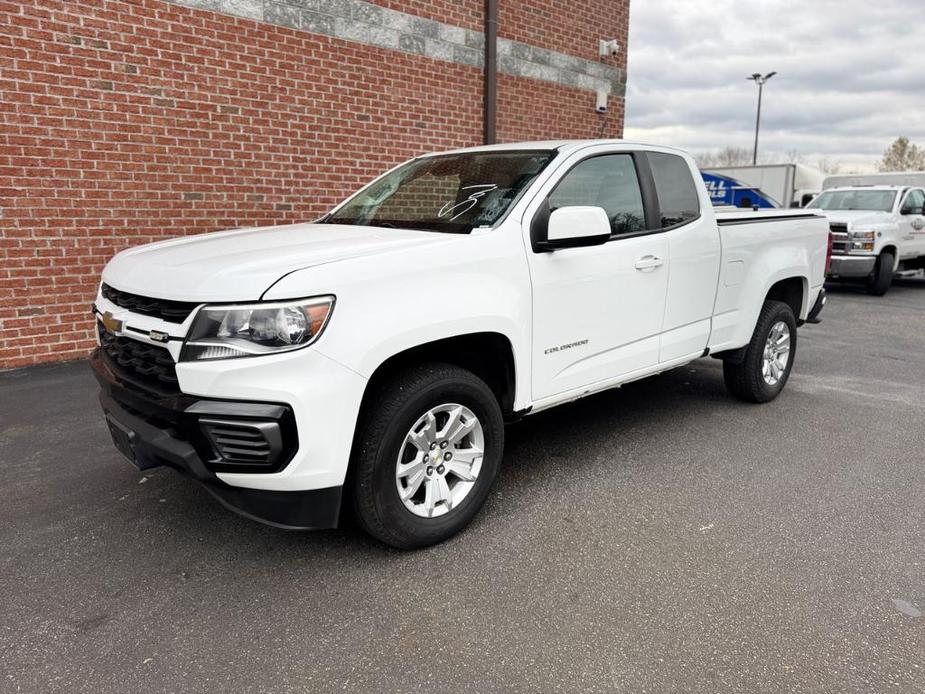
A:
90;347;298;475
203;483;342;531
92;350;341;530
99;389;342;530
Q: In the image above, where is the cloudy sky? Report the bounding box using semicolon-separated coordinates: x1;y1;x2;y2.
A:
624;0;925;172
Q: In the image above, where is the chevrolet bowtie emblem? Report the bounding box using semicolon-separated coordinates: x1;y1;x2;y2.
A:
101;311;123;334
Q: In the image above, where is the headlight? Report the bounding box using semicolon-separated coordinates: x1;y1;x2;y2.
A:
181;296;335;361
848;230;876;253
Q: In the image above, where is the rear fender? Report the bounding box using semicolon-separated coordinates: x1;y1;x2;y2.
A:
710;237;814;352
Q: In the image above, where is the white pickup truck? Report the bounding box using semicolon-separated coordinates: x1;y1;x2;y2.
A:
807;183;925;295
91;141;829;548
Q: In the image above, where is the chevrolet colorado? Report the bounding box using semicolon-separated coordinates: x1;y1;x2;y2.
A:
91;141;829;548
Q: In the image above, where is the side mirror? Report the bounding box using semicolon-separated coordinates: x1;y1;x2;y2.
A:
535;206;611;251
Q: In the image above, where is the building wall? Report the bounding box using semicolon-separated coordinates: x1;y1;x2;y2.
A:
0;0;628;368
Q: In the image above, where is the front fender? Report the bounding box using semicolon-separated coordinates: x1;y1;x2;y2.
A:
263;230;534;410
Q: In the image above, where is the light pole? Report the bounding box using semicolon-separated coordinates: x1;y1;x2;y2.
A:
747;71;776;165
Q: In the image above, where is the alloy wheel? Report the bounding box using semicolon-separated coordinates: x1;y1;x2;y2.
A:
395;403;485;518
761;320;791;386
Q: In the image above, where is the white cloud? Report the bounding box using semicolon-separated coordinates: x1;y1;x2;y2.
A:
624;0;925;172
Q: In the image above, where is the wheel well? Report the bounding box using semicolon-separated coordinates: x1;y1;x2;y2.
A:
881;245;898;269
363;332;517;416
766;277;804;319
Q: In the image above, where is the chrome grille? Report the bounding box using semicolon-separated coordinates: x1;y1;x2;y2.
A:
101;284;199;324
829;222;849;253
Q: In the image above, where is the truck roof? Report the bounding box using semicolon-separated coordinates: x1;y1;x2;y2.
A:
825;185;908;191
822;171;925;190
421;140;692;158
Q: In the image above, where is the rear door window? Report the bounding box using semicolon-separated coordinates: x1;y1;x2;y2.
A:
647;152;700;228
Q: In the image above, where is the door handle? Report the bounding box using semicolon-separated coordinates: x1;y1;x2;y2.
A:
634;255;664;271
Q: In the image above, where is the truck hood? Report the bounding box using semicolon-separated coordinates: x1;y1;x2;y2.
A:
814;210;894;229
101;223;451;301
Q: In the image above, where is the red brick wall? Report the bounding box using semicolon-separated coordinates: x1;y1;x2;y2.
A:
497;74;625;143
499;0;629;67
0;0;627;368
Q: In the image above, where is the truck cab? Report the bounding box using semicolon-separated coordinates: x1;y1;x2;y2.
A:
807;184;925;295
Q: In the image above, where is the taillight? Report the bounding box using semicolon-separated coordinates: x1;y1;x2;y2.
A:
825;231;833;274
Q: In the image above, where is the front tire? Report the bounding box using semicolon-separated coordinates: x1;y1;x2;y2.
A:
867;251;894;296
723;300;797;403
350;363;504;549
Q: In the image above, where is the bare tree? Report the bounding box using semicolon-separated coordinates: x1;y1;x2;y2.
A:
815;158;840;175
715;146;753;166
879;137;925;172
693;151;718;168
696;146;754;168
697;147;842;173
762;151;782;165
694;145;789;169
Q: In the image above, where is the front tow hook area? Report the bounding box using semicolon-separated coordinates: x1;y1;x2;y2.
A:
104;413;160;471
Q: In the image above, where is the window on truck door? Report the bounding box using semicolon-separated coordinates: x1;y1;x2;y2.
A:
547;154;646;237
646;152;701;228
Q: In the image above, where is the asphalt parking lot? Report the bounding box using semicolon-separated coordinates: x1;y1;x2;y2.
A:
2;280;924;693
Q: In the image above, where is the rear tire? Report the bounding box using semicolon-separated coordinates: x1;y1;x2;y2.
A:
867;251;894;296
350;363;504;550
723;300;797;403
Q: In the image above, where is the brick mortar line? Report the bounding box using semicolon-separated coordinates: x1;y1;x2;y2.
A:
165;0;626;94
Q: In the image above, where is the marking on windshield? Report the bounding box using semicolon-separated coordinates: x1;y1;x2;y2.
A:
438;184;499;221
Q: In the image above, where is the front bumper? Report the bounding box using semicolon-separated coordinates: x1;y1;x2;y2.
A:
91;349;343;529
828;254;876;278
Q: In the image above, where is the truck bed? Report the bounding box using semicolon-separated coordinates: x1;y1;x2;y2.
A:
707;209;829;353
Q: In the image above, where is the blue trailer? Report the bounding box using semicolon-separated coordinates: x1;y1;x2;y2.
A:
701;171;777;208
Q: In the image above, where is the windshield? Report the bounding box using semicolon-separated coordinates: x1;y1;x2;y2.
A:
807;190;896;212
322;150;556;233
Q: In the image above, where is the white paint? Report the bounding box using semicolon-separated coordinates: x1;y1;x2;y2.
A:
547;206;610;242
